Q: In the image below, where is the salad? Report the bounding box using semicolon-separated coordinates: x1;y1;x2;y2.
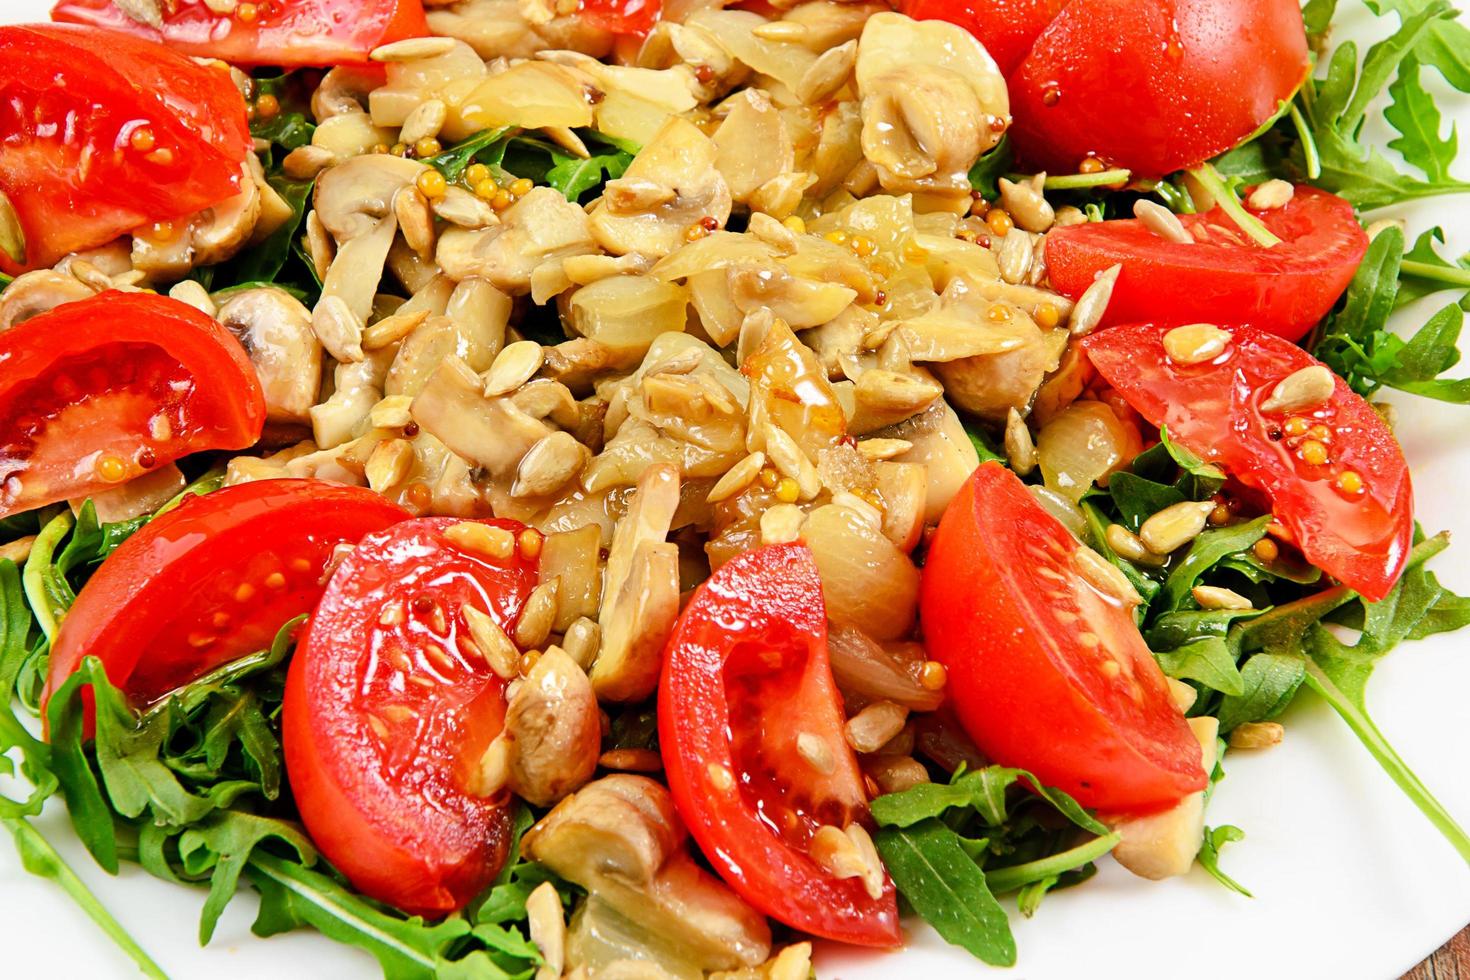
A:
1;0;1469;976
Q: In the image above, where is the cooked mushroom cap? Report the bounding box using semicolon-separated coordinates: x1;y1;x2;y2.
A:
590;117;732;259
437;187;598;298
524;775;772;971
504;647;601;806
216;287;324;425
315;154;427;243
0;270;96;331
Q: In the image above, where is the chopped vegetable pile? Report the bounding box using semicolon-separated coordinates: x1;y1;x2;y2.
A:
2;0;1470;976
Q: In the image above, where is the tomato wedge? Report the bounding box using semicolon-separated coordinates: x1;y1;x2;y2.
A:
1083;324;1413;601
579;0;661;35
921;463;1206;813
1007;0;1309;177
659;542;900;947
0;24;250;274
50;0;430;67
898;0;1065;75
0;292;266;519
284;517;538;916
43;480;407;728
1045;187;1369;342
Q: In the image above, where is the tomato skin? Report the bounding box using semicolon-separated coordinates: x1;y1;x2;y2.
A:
1008;0;1310;177
0;292;266;518
579;0;661;35
42;480;408;730
284;517;537;916
921;463;1207;813
898;0;1065;75
0;25;251;274
1045;187;1368;342
659;542;900;948
50;0;430;67
1083;324;1413;601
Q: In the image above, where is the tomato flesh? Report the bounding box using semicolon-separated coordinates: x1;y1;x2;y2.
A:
43;480;408;727
579;0;662;35
1045;187;1368;342
0;24;250;274
0;292;266;518
899;0;1065;75
50;0;430;67
1008;0;1309;177
1083;324;1413;601
921;463;1206;813
659;542;900;947
284;517;537;916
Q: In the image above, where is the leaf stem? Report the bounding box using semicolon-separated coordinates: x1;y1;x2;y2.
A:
985;833;1121;895
1187;163;1283;248
1302;660;1470;865
1043;169;1131;191
21;510;73;642
1289;103;1322;180
1400;260;1470;288
1;815;167;979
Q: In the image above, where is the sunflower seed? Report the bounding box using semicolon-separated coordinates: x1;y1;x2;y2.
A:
0;189;25;267
1105;523;1166;566
512;431;589;498
707;451;766;503
796;732;836;774
1166;678;1197;712
370;36;458;61
1247;179;1294;211
752;20;809;41
1004;407;1037;476
363;308;429;350
470;734;511;795
311;294;365;362
514;580;560;649
282;144;337;180
797;40;857;104
526;882;566;979
1162;323;1232;365
1069;264;1121;336
483;341;545;396
844;701;908;754
1229;721;1284;750
445;521;516;559
999;174;1055;233
394;187;437;259
167;280;217;317
1192;584;1253;610
432;186;499;229
368;395;415;429
857;438;913;461
1075;545;1142;606
1133;200;1192;244
364;438;415;492
996;229;1034;284
561;617;600;670
1139;500;1216;554
764;424;820;500
400;99;448;145
767;943;815;980
461;604;520;679
1260;365;1336;414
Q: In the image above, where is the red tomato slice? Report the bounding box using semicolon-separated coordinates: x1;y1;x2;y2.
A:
0;292;266;519
1008;0;1309;177
50;0;430;67
43;480;408;728
1083;324;1413;601
898;0;1065;75
920;463;1206;813
283;517;538;916
0;24;251;274
579;0;661;35
659;542;900;948
1045;187;1368;342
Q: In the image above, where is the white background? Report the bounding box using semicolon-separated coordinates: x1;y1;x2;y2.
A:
2;2;1470;977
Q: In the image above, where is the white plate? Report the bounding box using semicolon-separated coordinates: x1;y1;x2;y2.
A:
2;2;1469;978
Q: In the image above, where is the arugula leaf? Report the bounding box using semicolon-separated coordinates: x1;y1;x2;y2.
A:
967;137;1014;198
1399;227;1470;306
546;150;633;202
179;811;316;944
1196;825;1252;897
1159;516;1271;611
1154;637;1246;697
874;820;1016;968
426;127;513;182
1386;51;1459;184
211;176;315;289
1215;653;1307;732
872;766;1108;836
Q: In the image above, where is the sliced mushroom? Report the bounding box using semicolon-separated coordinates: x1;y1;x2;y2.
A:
410;355;554;479
523;775;772;972
590;464;681;702
590;117;732;259
427;0;613;63
216;288;324;425
437;187;598;299
314;212;400;362
503;647;601;806
312;65;385;121
131;162;262;278
0;270;96;331
311;348;396;450
314;154;427;243
712;89;794;205
880;400;981;524
565;274;689;369
855;12;1009;208
1109;717;1219;880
